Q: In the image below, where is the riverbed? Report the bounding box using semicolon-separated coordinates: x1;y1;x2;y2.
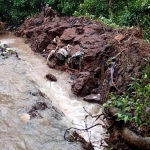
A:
0;33;106;150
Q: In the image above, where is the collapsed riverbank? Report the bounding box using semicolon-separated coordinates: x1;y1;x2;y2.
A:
2;10;150;150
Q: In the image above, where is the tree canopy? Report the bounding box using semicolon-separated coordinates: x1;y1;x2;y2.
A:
0;0;149;39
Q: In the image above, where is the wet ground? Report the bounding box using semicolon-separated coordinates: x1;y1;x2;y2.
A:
0;33;106;150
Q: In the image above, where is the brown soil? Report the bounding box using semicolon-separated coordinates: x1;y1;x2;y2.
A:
14;11;150;150
0;20;6;34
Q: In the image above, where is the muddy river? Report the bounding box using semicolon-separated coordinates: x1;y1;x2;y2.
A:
0;33;106;150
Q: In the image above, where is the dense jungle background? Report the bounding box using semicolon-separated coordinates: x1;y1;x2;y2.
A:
0;0;150;40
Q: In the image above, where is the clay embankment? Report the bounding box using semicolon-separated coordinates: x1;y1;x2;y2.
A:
15;11;150;150
15;13;150;100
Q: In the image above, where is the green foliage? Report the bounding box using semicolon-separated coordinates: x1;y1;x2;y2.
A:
97;16;119;28
7;49;14;53
74;0;150;40
0;0;42;25
0;0;83;25
74;0;109;18
58;0;79;15
103;59;150;130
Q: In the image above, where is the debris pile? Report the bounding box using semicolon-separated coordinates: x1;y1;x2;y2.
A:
15;12;150;100
15;10;150;150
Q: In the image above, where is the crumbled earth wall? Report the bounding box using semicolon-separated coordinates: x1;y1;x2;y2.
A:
15;12;150;150
0;20;6;34
15;12;150;100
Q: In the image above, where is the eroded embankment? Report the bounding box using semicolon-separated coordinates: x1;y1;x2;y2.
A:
14;11;150;150
15;13;150;100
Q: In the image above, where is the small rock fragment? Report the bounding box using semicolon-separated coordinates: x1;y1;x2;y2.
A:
45;73;57;81
20;113;30;122
83;94;101;103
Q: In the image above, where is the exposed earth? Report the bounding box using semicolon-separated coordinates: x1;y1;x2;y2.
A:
1;10;150;150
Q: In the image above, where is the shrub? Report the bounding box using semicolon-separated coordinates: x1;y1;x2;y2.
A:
103;59;150;132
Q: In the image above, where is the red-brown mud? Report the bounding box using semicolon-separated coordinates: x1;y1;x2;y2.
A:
0;20;6;34
14;11;150;150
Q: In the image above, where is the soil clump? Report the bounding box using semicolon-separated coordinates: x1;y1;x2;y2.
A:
0;20;6;34
14;11;150;150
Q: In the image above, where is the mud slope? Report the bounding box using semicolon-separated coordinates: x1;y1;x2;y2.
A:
14;11;150;150
15;13;150;100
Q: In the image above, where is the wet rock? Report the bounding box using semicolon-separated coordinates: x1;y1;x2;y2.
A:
31;33;50;52
47;60;56;68
30;91;45;97
71;72;98;96
60;28;77;41
31;102;48;111
45;73;57;81
20;113;30;122
83;94;101;103
28;102;48;118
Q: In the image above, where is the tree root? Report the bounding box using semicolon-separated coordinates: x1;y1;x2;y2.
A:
108;107;150;150
123;127;150;150
64;108;107;150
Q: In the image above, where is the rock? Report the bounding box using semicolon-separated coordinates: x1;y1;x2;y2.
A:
28;102;48;118
46;73;57;81
31;33;50;52
31;102;48;111
71;72;98;96
0;21;6;33
20;113;30;122
114;34;125;43
22;29;33;38
47;61;56;68
76;27;84;35
83;94;101;103
60;28;77;41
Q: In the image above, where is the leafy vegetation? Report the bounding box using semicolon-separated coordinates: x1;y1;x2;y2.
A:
0;0;83;26
103;59;150;133
74;0;150;40
0;0;149;38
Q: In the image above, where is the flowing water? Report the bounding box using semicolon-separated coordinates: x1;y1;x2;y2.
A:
0;33;106;150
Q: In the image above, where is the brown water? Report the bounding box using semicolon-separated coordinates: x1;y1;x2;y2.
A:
0;33;106;150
